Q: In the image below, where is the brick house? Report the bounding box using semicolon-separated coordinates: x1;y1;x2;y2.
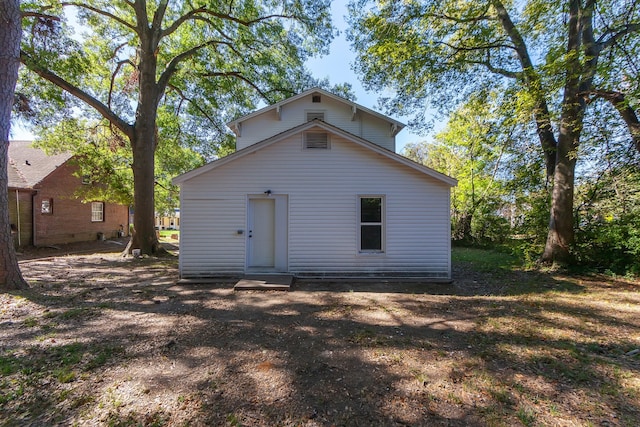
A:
8;140;129;248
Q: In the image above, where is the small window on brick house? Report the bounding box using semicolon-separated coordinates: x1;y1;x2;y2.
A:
41;199;53;215
91;202;104;222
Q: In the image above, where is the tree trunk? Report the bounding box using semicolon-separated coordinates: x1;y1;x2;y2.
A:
540;0;585;266
541;133;578;264
127;22;161;255
129;129;161;255
0;0;28;290
454;213;473;242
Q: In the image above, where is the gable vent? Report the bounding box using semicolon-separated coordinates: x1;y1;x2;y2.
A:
304;132;329;149
306;111;325;121
312;94;321;103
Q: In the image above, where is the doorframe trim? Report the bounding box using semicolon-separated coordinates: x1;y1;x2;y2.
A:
245;194;288;273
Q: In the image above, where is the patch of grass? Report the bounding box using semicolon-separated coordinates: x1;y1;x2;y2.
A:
86;345;125;370
23;316;39;327
58;307;93;320
516;405;536;426
103;409;168;427
226;413;242;427
0;379;24;404
452;247;519;272
50;342;84;366
35;331;57;342
158;230;180;241
54;367;76;383
410;369;429;386
0;354;19;375
490;388;514;406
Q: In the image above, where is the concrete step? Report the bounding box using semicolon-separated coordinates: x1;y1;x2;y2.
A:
234;275;293;291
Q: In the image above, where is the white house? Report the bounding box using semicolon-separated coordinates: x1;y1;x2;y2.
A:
173;88;457;279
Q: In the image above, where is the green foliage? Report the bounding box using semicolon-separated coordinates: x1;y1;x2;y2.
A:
405;92;540;246
573;161;640;275
348;0;640;267
17;0;337;250
347;0;639;129
575;213;640;276
33;118;204;213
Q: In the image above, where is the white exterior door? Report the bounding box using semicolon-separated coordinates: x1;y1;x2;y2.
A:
248;198;276;267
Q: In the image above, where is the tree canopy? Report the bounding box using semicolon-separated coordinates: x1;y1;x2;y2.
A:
19;0;335;254
348;0;640;265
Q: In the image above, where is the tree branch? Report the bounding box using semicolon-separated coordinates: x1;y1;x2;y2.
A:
597;22;640;50
167;84;227;137
108;59;135;109
60;2;136;31
157;39;240;94
439;40;515;52
425;3;492;24
199;71;274;103
152;0;168;32
20;51;134;139
467;60;520;79
21;11;61;21
579;0;599;94
162;6;298;38
491;0;557;177
582;90;640;153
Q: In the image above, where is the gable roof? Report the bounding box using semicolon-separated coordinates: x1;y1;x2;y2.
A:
174;119;457;187
8;140;73;189
227;87;406;137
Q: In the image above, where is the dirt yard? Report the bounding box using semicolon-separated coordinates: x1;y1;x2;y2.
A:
1;243;640;426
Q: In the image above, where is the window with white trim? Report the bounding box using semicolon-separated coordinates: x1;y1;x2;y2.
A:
91;202;104;222
41;198;53;215
304;132;330;149
359;196;384;252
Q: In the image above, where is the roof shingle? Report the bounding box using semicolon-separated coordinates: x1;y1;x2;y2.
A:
8;141;73;189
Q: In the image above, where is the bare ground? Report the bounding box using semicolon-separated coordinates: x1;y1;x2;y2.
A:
1;242;639;426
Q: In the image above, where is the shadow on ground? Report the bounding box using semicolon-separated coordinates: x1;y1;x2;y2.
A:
1;253;639;426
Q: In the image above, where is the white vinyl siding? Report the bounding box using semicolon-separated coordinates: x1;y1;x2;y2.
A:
235;95;394;151
179;133;452;278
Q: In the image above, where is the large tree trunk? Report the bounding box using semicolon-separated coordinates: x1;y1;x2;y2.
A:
540;0;586;266
541;0;584;265
129;128;161;255
127;20;161;255
542;134;578;264
0;0;28;290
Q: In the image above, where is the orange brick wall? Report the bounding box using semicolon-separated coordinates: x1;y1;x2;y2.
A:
32;161;129;246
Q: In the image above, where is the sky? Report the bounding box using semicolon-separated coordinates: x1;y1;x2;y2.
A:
306;0;434;153
12;0;439;154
